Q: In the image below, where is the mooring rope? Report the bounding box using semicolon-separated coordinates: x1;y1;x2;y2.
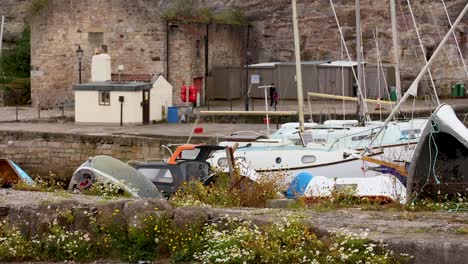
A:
427;121;441;185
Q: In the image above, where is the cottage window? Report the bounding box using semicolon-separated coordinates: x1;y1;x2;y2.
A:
99;91;110;106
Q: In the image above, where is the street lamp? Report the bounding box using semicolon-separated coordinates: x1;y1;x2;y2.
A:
76;45;84;84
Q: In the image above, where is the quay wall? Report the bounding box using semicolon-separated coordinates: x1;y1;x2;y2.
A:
0;130;202;180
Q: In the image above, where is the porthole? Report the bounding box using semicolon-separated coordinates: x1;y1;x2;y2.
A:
275;157;282;164
301;155;317;163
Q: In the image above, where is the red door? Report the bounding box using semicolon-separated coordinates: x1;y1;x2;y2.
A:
193;77;203;105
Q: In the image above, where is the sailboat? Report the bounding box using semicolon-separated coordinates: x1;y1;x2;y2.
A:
208;0;468;203
208;0;411;192
210;0;419;180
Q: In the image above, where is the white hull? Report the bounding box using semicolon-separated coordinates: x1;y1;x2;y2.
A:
211;142;416;185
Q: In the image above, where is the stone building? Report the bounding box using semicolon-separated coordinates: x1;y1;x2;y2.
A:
30;0;247;107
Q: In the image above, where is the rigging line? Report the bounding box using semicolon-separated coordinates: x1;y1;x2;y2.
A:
341;29;345;120
442;0;468;79
429;6;462;83
373;29;397;122
360;28;368;101
397;0;434;95
406;0;440;105
373;29;382;121
329;0;371;122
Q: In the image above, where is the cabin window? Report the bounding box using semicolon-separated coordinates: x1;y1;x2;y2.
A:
301;155;317;164
401;129;421;139
351;132;377;141
99;91;110;106
180;149;200;159
139;168;174;184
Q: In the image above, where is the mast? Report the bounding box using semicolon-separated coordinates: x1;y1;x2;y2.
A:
367;3;468;150
292;0;305;132
390;0;402;101
355;0;364;121
0;15;4;57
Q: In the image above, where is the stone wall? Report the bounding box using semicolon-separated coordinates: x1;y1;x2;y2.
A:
7;0;468;103
168;22;247;104
0;130;202;180
30;0;167;107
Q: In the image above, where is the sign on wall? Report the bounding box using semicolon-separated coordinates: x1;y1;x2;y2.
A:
251;74;260;84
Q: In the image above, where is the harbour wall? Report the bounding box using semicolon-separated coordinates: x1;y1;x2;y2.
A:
0;130;203;180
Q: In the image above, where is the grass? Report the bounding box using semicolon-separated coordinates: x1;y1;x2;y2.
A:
453;227;468;235
170;170;285;208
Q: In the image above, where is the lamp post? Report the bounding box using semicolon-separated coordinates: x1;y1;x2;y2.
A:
76;45;84;84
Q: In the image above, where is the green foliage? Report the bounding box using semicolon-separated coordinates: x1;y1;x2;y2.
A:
81;178;133;198
0;26;31;105
170;171;283;208
0;221;31;261
163;0;248;25
0;213;407;263
1;26;30;78
32;220;95;261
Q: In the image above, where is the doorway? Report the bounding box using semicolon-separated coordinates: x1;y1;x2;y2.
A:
142;90;150;124
193;77;203;105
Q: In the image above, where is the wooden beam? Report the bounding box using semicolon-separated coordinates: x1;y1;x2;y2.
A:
198;110;298;116
308;92;396;105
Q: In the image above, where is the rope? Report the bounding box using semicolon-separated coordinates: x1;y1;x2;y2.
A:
329;0;371;122
442;0;468;79
406;0;440;105
397;0;435;103
429;6;463;83
427;121;441;184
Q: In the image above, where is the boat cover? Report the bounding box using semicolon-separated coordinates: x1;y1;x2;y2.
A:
406;104;468;198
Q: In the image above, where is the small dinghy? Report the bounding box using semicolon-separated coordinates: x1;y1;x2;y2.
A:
287;172;406;203
406;104;468;197
0;159;35;187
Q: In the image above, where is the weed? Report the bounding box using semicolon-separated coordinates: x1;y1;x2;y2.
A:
453;227;468;235
29;0;49;16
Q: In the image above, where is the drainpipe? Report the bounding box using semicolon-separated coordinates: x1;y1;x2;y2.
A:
166;20;170;81
204;23;209;108
244;25;250;111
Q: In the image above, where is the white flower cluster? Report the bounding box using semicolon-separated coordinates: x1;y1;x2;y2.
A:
194;217;255;263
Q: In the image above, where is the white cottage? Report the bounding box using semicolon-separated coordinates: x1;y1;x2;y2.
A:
73;54;173;124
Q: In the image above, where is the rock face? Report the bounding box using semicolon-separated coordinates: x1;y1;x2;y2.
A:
2;0;468;95
0;0;30;47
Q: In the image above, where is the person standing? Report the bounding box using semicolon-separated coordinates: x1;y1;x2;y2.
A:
269;83;275;106
269;83;278;110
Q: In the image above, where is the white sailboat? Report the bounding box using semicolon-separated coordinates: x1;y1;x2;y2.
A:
208;0;468;202
209;0;410;191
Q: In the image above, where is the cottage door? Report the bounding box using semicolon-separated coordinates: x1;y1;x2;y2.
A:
142;90;150;124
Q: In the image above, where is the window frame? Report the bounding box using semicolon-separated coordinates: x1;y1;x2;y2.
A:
99;91;111;106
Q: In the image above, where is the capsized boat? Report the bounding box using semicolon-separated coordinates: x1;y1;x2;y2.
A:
69;155;163;199
406;104;468;197
0;158;35;187
135;145;225;196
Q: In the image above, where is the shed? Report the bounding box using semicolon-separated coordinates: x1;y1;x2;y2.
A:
73;81;153;124
209;61;396;100
73;54;173;124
